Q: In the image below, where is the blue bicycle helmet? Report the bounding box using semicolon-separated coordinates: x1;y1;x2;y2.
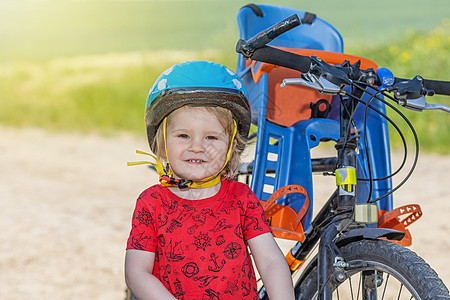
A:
145;60;251;147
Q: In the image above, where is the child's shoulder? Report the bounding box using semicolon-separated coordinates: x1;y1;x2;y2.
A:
137;184;165;201
223;178;254;195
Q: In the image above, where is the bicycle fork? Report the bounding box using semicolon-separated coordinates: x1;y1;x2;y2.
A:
318;221;340;299
318;222;385;300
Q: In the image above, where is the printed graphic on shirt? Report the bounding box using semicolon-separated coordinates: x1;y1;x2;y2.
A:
126;180;271;299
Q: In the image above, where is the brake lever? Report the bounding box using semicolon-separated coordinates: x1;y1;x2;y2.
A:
387;75;450;112
402;97;450;113
281;56;351;95
281;74;344;95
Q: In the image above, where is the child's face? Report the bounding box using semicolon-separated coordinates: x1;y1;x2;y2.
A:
165;106;229;182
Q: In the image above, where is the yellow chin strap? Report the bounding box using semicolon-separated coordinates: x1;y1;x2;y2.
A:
128;118;237;189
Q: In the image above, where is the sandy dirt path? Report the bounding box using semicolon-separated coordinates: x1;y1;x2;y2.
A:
0;127;448;299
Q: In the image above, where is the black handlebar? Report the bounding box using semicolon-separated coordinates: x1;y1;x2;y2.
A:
236;14;450;100
417;78;450;96
237;14;301;56
235;14;312;74
244;44;312;73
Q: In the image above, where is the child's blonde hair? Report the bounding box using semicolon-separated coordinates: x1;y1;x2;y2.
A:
150;105;247;179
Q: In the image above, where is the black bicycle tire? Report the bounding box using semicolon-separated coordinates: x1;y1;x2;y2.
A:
125;288;138;300
295;239;450;299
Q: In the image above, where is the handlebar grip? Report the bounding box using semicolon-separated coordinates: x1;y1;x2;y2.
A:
251;45;311;73
423;79;450;96
395;77;450;96
242;14;301;53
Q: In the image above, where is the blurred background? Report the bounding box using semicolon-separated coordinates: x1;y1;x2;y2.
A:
0;0;449;299
0;0;449;152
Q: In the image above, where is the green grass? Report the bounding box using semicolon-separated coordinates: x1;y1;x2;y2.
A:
1;0;449;61
351;22;450;154
0;50;234;135
0;0;449;153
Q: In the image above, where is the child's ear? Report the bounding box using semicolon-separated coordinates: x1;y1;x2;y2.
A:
232;138;237;149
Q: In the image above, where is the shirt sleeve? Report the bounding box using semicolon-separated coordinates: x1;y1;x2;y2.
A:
126;189;158;252
240;183;272;241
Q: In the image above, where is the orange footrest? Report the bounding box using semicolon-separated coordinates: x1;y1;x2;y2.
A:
260;185;310;242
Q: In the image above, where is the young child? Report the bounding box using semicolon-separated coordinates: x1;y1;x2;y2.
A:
125;61;294;300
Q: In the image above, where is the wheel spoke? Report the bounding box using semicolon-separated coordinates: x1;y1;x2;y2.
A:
348;272;355;300
355;272;361;300
381;273;389;299
397;284;403;300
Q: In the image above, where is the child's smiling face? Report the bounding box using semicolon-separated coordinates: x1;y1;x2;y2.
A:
165;106;230;182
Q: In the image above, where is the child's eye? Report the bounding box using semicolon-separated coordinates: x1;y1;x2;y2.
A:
177;134;189;139
206;136;218;140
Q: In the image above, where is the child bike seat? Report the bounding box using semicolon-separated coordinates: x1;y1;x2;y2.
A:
236;4;393;239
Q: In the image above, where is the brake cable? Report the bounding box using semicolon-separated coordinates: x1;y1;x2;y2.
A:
367;92;420;204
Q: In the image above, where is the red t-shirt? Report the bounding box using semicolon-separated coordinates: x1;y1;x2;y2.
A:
126;179;271;300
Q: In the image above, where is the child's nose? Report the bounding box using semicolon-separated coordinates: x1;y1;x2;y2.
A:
189;137;205;152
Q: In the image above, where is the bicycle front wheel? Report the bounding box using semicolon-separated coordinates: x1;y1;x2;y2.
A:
295;239;449;299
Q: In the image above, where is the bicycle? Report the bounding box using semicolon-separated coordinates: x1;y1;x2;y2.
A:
234;4;450;299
